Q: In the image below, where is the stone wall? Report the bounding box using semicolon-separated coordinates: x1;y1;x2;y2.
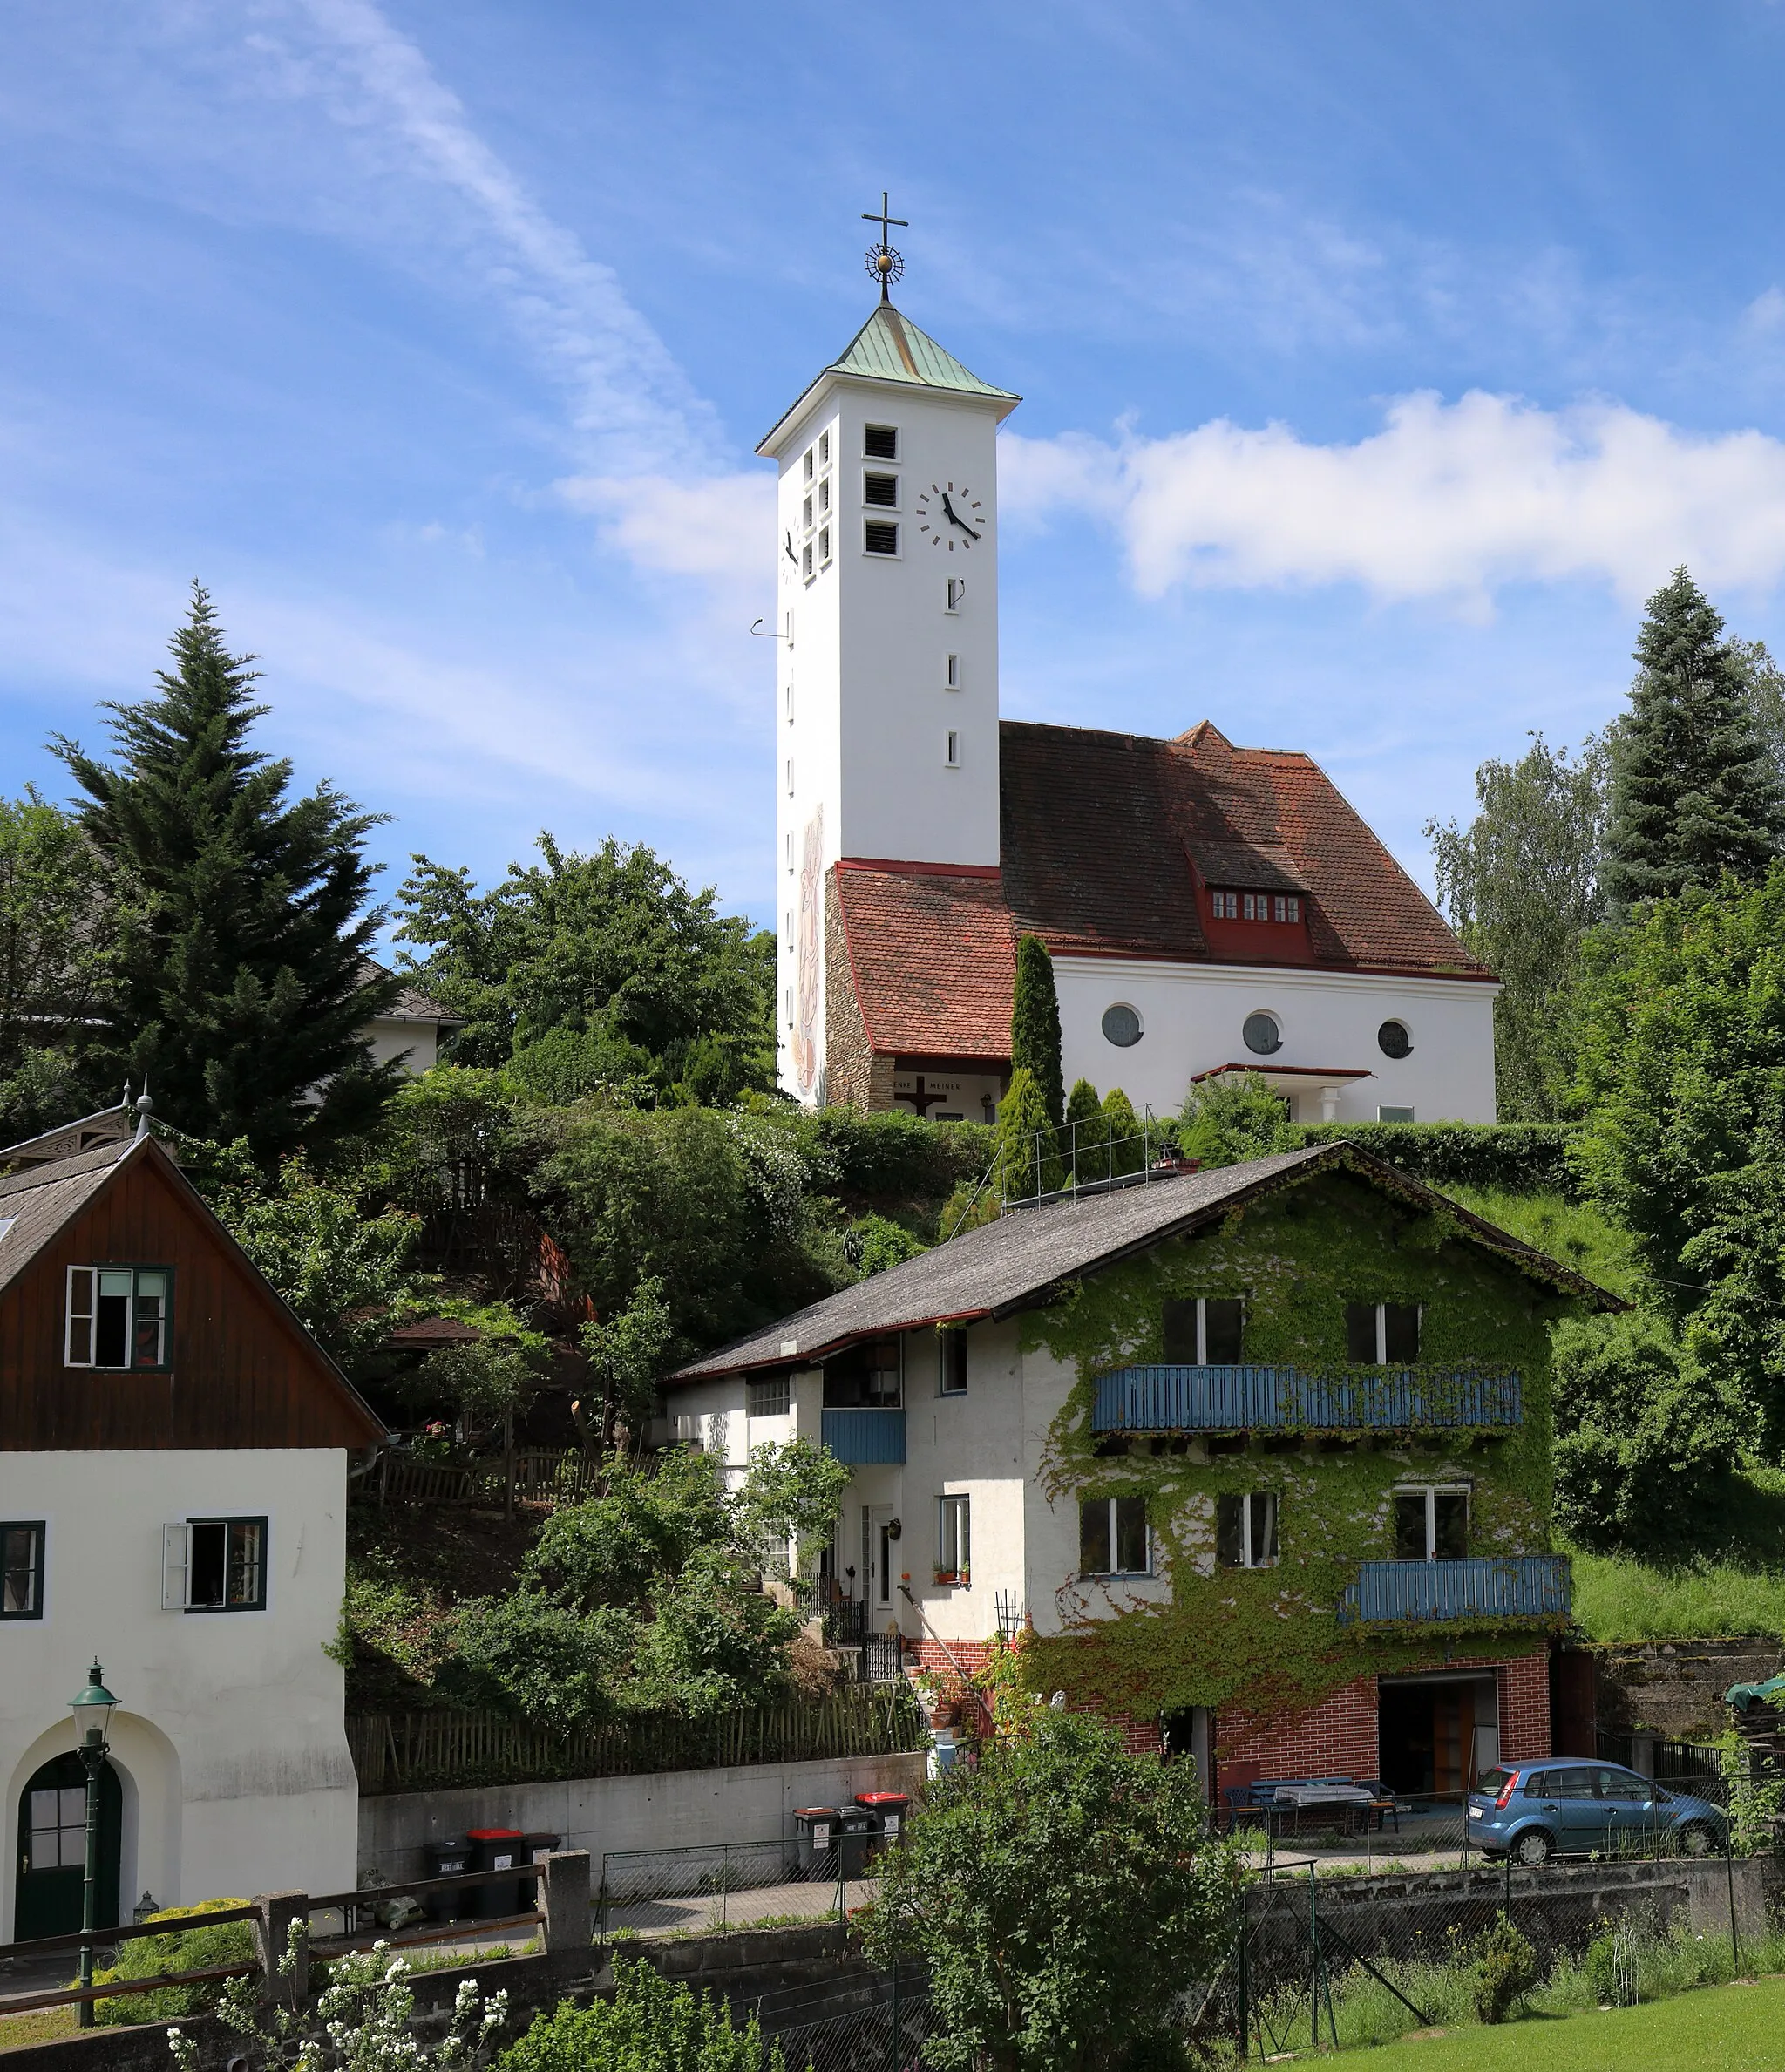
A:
824;872;892;1111
1588;1639;1782;1740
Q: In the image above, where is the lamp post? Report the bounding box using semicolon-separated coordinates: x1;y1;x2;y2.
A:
68;1660;119;2030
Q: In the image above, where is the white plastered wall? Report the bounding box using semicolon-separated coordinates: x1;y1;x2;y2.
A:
0;1450;358;1936
1055;957;1500;1124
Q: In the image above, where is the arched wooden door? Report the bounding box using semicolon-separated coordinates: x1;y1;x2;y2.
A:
15;1752;121;1941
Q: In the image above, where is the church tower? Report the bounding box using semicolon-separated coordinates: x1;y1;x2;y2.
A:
757;214;1021;1104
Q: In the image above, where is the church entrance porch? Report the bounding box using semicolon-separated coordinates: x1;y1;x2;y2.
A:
891;1060;1006;1124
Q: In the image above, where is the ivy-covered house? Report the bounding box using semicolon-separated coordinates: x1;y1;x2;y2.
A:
668;1143;1621;1796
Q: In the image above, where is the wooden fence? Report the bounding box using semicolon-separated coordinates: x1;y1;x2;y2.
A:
374;1448;601;1507
346;1685;926;1795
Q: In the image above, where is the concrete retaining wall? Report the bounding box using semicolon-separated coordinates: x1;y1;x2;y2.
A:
1591;1639;1782;1740
356;1750;928;1884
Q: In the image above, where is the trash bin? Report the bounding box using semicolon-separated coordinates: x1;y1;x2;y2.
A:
791;1806;840;1873
854;1791;910;1843
424;1839;472;1922
519;1831;561;1908
835;1806;879;1879
465;1827;526;1919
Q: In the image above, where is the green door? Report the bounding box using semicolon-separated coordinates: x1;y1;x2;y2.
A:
15;1752;121;1941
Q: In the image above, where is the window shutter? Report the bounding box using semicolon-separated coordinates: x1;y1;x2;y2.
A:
65;1266;96;1367
161;1524;191;1610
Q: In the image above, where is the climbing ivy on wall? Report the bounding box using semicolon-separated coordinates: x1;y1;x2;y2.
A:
1015;1169;1579;1727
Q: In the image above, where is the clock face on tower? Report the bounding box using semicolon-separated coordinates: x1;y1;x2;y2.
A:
915;482;986;550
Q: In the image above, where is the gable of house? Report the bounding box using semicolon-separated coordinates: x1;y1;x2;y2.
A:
0;1137;384;1450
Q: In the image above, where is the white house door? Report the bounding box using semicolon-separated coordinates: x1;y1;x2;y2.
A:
864;1507;896;1613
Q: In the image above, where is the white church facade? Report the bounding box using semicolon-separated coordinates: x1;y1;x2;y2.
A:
758;289;1498;1126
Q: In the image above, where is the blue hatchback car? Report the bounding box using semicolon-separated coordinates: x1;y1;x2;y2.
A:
1467;1761;1727;1864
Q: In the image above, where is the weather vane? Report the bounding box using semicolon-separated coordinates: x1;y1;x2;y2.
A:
862;191;907;302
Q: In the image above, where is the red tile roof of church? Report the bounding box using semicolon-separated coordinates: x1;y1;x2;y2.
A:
834;719;1490;1063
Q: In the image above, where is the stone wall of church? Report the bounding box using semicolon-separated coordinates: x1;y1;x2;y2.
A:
825;872;892;1111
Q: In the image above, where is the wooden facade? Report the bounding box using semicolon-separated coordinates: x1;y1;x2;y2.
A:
0;1139;384;1451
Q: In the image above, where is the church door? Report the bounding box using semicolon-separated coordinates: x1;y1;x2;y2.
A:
15;1752;121;1940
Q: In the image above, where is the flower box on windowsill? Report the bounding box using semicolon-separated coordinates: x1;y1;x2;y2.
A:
933;1567;969;1586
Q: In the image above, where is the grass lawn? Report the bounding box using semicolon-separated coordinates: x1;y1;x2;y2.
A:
1362;1974;1785;2070
0;2005;79;2053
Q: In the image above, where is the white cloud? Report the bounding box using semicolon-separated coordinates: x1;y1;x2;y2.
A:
555;472;774;594
1002;391;1785;608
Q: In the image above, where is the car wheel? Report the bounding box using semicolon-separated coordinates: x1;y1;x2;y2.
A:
1512;1829;1553;1866
1679;1821;1716;1858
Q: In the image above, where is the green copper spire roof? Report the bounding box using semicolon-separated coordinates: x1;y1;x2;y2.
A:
757;302;1020;453
828;304;1018;402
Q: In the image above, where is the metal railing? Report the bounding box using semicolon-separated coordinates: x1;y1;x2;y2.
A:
819;1407;906;1464
1093;1364;1523;1434
1336;1555;1571;1628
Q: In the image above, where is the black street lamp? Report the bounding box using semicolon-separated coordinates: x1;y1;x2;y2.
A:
68;1661;119;2031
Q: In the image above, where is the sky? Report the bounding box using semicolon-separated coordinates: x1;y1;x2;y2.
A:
7;3;1785;934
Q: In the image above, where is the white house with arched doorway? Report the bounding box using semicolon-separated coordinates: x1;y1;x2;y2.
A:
0;1121;383;1941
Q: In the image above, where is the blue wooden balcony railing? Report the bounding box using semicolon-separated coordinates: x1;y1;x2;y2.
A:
820;1407;906;1465
1336;1555;1571;1628
1090;1364;1522;1434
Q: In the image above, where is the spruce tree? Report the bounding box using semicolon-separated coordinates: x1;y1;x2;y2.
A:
52;586;398;1157
1010;934;1064;1129
1604;568;1785;914
993;1066;1062;1202
1064;1077;1106;1184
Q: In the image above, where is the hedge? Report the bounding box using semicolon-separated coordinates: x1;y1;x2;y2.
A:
1290;1120;1581;1197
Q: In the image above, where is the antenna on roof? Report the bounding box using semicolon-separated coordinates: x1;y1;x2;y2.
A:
132;1092;153;1147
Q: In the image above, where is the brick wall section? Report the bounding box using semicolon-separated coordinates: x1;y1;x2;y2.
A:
825;871;894;1111
1216;1651;1551;1792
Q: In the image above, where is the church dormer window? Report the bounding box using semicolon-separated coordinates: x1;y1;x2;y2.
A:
1211;891;1239;919
864;472;899;509
865;424;899;459
865;520;899;556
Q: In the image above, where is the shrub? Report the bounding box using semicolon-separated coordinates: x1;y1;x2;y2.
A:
1294;1119;1580;1194
1470;1913;1537;2024
499;1955;783;2072
842;1213;927;1275
91;1898;255;2025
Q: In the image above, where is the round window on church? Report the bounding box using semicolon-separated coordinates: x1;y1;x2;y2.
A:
1102;1003;1143;1049
1377;1019;1413;1060
1243;1011;1282;1056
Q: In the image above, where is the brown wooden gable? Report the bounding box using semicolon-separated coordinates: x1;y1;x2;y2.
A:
0;1139;385;1451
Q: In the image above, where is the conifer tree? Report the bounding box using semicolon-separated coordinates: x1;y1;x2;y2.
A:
1064;1077;1106;1184
1010;934;1064;1129
1102;1088;1145;1177
53;586;398;1157
993;1065;1062;1201
1604;568;1785;914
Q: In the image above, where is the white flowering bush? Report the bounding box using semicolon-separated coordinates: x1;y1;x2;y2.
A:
168;1926;506;2072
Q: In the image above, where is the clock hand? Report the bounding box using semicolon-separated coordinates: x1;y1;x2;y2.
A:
784;531;797;565
940;494;981;540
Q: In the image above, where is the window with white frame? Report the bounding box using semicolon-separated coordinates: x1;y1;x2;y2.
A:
164;1517;266;1612
1216;1491;1279;1568
1079;1495;1149;1576
747;1374;791;1419
937;1493;970;1580
1345;1301;1421;1363
1210;890;1239;919
1;1521;44;1619
1394;1486;1468;1560
945;730;961;767
946;577;964;612
865;424;898;459
1162;1296;1244;1364
66;1265;171;1370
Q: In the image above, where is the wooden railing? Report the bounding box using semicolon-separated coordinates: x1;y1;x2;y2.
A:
373;1449;601;1507
1336;1554;1571;1628
1092;1364;1523;1435
347;1686;926;1796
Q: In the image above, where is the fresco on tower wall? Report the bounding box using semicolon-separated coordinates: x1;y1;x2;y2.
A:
792;807;825;1098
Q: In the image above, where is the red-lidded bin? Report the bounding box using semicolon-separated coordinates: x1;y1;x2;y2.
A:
855;1791;911;1842
465;1827;526;1919
792;1806;840;1872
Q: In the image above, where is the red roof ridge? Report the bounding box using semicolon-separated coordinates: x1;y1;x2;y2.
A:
837;857;1003;880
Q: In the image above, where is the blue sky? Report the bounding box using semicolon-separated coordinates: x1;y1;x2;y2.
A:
7;3;1785;934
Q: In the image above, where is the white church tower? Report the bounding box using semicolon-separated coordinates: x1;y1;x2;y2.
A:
757;205;1021;1104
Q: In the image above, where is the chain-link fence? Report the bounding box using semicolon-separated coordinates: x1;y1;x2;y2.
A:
598;1840;877;1941
750;1969;929;2072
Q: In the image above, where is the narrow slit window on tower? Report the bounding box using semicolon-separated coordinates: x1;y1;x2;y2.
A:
864;520;899;556
945;730;961;767
947;578;964;612
818;526;831;565
785;683;794;723
785;832;794;873
864;472;899;508
865;424;898;459
804;448;814;481
785;757;795;797
945;654;960;689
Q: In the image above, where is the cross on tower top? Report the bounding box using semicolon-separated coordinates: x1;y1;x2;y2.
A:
861;190;908;302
